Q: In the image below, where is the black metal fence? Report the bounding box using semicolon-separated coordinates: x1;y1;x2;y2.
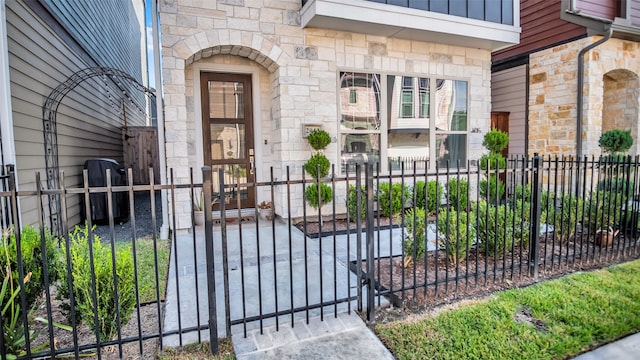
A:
1;154;640;358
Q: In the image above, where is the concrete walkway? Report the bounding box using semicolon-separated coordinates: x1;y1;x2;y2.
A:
161;219;406;356
573;333;640;360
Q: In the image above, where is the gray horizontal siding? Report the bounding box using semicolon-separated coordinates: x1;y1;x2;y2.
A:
6;1;141;227
491;65;527;156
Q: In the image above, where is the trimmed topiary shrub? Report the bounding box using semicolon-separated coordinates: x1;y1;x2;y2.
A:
584;190;625;232
599;129;633;154
540;192;584;242
378;182;411;217
347;185;367;220
479;153;507;171
414;180;442;215
304;153;331;179
475;201;528;256
57;225;136;342
306;129;331;151
404;207;427;263
482;129;509;154
479;175;506;204
436;209;476;263
305;183;333;209
447;178;469;211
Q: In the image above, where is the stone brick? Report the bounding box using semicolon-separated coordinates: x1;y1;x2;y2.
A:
530;72;547;84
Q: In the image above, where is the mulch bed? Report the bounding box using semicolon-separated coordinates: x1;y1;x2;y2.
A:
295;216;398;238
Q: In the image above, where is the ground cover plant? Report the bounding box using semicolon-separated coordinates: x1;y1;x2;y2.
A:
376;258;640;360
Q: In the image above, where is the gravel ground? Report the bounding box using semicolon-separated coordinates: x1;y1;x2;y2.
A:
92;191;163;241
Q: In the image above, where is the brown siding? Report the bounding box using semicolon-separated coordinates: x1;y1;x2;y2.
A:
575;0;619;19
493;0;585;62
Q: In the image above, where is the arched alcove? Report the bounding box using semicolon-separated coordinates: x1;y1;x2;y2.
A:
602;69;639;154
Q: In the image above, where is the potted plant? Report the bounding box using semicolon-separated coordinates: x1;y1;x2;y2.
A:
193;189;205;226
257;201;273;221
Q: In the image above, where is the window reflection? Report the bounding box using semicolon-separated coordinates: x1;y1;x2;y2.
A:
208;81;244;119
339;72;381;130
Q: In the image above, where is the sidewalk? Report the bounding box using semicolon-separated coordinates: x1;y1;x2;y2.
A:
232;311;394;360
572;333;640;360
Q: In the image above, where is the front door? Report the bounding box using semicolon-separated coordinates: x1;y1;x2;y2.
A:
201;72;255;210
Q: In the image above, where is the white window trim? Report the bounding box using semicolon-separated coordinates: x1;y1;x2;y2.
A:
337;70;470;174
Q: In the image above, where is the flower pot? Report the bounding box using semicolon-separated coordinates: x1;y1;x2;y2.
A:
259;208;273;221
194;210;204;226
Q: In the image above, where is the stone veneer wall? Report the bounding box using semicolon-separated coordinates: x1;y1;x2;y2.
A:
528;36;640;157
159;0;492;229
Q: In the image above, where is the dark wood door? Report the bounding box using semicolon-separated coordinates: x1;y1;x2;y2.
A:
491;111;510;159
201;72;255;210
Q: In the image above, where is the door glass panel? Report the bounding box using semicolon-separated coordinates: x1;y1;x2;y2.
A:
210;124;245;160
208;81;245;119
211;165;249;205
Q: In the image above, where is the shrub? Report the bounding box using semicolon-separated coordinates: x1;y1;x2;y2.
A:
347;185;367;220
378;182;411;217
479;153;506;171
305;183;333;209
304;153;331;179
482;129;509;154
436;209;476;263
584;190;626;232
1;225;59;313
540;192;584;242
599;129;633;154
306;129;331;151
414;180;442;215
404;207;427;261
475;201;527;256
597;178;635;197
479;175;505;204
57;225;136;342
515;184;532;202
447;178;469;211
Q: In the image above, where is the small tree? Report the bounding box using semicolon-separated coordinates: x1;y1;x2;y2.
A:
304;129;333;209
479;129;509;204
599;129;633;155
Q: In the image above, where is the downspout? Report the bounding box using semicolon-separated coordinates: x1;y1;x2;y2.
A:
152;0;169;240
576;26;612;159
0;0;16;169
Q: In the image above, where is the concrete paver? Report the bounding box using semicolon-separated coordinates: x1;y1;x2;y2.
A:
572;333;640;360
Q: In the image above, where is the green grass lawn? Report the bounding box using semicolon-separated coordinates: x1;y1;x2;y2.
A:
115;237;170;304
376;259;640;360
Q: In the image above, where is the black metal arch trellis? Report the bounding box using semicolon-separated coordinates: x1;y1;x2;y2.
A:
42;66;156;235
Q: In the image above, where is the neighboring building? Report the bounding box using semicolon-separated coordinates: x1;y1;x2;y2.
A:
0;0;148;228
492;0;640;158
159;0;521;229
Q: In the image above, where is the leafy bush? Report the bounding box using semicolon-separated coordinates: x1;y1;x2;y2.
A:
436;209;476;263
304;153;331;179
414;180;442;215
479;175;505;204
305;183;333;209
306;129;331;151
57;225;136;342
540;192;584;242
404;207;427;261
482;129;509;153
597;178;635;197
515;184;532;202
475;201;528;256
479;153;506;171
347;185;367;220
584;190;625;232
1;225;59;313
447;178;469;211
599;129;633;154
378;182;411;217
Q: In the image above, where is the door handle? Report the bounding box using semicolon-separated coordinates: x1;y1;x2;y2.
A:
249;156;255;174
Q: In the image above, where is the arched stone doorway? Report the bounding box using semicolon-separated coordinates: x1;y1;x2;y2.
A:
602;69;639;155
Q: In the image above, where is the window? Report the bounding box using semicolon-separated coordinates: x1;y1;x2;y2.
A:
339;71;468;172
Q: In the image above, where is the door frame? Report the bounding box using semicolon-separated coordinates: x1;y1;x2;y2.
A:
193;64;264;184
200;71;256;209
